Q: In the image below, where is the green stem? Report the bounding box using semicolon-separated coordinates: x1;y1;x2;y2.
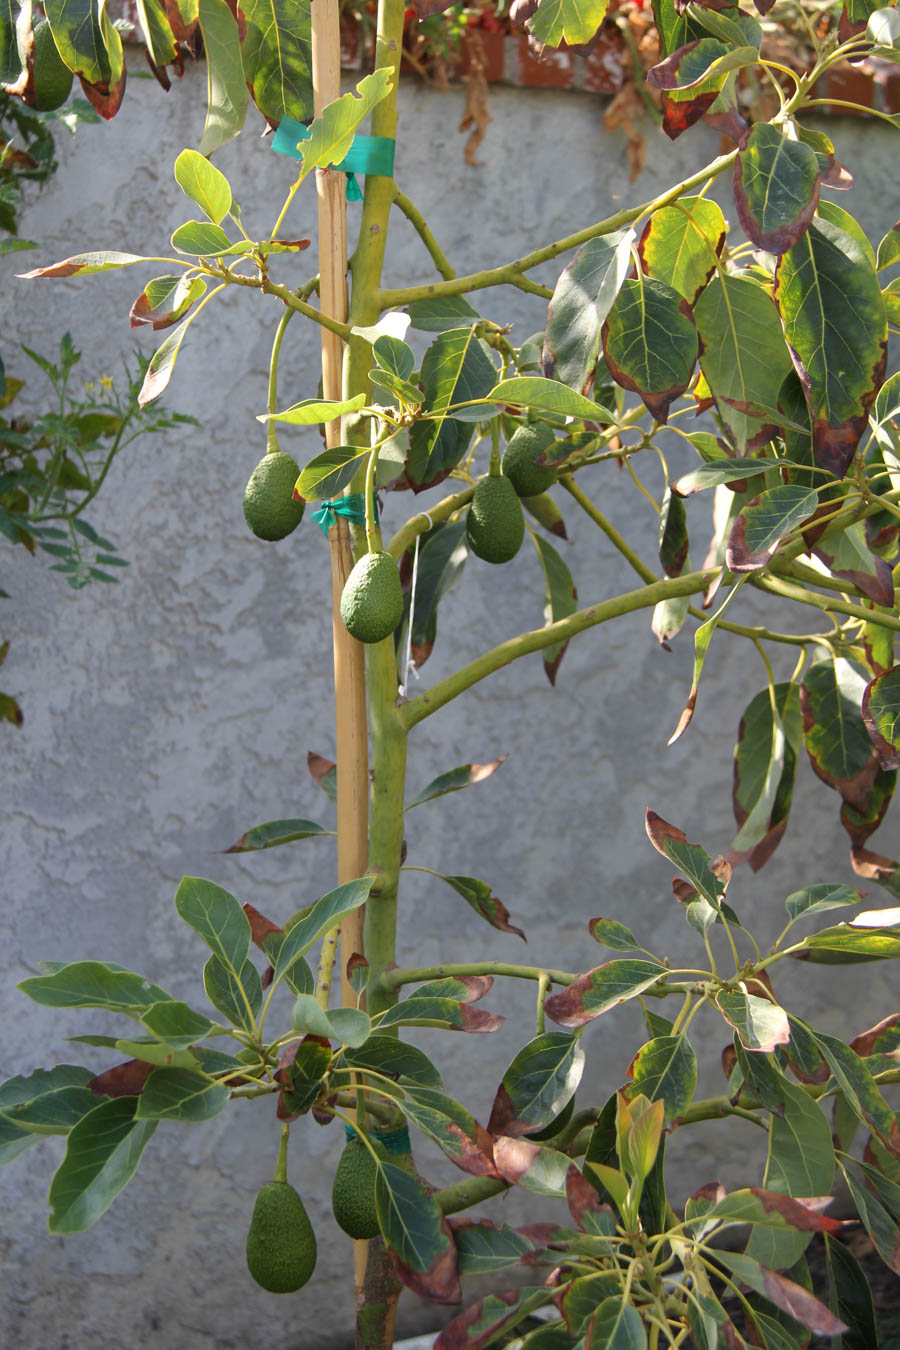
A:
756;573;900;633
378;150;738;308
261;279;352;340
379;960;579;991
274;1122;290;1183
266;306;295;452
391;187;456;280
400;570;717;728
385;485;474;559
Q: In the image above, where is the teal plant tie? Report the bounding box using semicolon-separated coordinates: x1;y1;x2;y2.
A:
271;118;395;202
311;493;378;538
343;1123;411;1154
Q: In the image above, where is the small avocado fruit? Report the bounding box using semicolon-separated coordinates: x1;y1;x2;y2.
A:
466;474;525;564
331;1134;388;1240
242;451;305;541
340;550;404;643
501;423;559;498
30;22;73;113
245;1180;317;1293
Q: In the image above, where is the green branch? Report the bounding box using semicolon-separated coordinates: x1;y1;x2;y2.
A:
756;574;900;633
379;961;579;991
392;187;456;280
399;569;717;728
378;150;738;307
385;484;475;559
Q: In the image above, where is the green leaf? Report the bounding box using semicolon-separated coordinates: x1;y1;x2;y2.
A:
0;1084;99;1135
585;1296;647;1349
140;1000;218;1049
44;0;109;84
135;1068;229;1122
528;0;608;46
531;532;577;685
404;518;468;669
715;1251;848;1335
488;1032;585;1137
649;38;759;94
733;124;821;254
113;1040;199;1070
262;393;367;426
20;252;148;279
341;1036;442;1088
731;682;802;867
802;924;900;962
272;876;374;987
18;962;172;1016
813;520;895;607
840;1161;900;1274
541;230;633;393
816;1032;900;1158
407;295;480;332
174;876;250;980
408;328;497;487
173;148;231;224
406;758;506;809
862;668;900;769
784;882;864;922
451;1221;538;1275
428;873;525;941
291;994;371;1048
493;1136;570;1197
602;277;697;423
0;1065;93;1109
876;219;900;270
294;444;369;501
715;989;790;1052
823;1231;880;1347
48;1097;157;1233
170;220;232;256
726;484;817;571
299;69;392;176
202;955;261;1031
398;1086;497;1176
133;0;179;68
800;653;876;804
436;1287;552;1350
130;274;207;331
638;198;725;303
375;1162;460;1301
693;274;794;450
224;817;334;852
0;237;38;256
484;376;612;423
588;918;640;951
238;0;312;125
374;335;416;381
623;1035;697;1128
376;996;504;1035
543;960;664;1029
197;0;249;155
775;217;887;477
137;312;198;407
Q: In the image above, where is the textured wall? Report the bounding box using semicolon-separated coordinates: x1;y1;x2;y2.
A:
1;65;897;1349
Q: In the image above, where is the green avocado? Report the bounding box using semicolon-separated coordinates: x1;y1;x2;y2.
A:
466;474;525;564
331;1136;387;1240
501;423;559;498
242;452;305;541
30;22;73;113
245;1181;317;1293
340;550;404;644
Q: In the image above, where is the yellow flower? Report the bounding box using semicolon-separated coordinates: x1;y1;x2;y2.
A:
84;382;95;392
99;376;114;390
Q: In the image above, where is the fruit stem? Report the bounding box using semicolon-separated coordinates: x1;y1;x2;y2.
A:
364;443;381;553
265;306;296;453
489;417;501;476
274;1122;290;1184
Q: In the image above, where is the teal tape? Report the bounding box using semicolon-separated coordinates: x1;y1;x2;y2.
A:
344;1123;411;1154
311;493;378;538
271;118;395;202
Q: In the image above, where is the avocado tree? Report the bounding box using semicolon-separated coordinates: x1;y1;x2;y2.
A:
3;1;900;1348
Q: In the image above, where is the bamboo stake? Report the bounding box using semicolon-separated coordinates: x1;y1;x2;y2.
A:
309;0;370;1292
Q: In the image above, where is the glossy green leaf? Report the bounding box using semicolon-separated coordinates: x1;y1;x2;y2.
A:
541;230;633;393
272;876;374;987
293;445;368;501
602;277;697;423
731;682;802;868
404;518;468;669
202;955;261;1031
543;960;664;1029
377;996;504;1034
800;654;876;804
238;0;312;125
693;274;794;450
134;0;178;68
823;1232;880;1348
528;0;608;47
43;0;110;85
18;962;172;1017
137;312;197;407
130;274;207;331
638;197;724;303
170;220;232;255
657;487;688;579
784;882;864;922
140;1001;217;1049
291;993;371;1047
113;1040;199;1070
135;1068;229;1122
299;68;391;175
531;532;577;685
733;124;821;254
0;1084;99;1134
428;873;525;941
840;1161;900;1274
588;918;640;951
406;757;507;809
726;484;817;571
488;1032;584;1137
48;1097;157;1233
484;377;612;423
375;1161;460;1302
451;1221;538;1275
775;217;887;477
174;876;250;979
263;393;367;426
802;924;900;961
341;1036;442;1088
715;989;790;1052
862;668;900;769
197;0;249;155
407;295;480;332
493;1136;569;1197
408;328;497;487
224;817;333;852
876;220;900;270
173;148;231;224
623;1035;697;1127
816;1032;900;1158
0;1065;93;1110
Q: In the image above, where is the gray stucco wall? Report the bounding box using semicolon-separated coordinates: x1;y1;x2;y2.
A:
1;64;898;1349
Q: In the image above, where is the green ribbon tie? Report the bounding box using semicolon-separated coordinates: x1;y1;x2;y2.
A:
270;119;395;202
311;493;378;538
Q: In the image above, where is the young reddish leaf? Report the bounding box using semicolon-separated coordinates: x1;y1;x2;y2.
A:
307;750;337;801
492;1135;569;1196
434;1287;551;1350
733;124;821;254
87;1060;153;1098
638;197;725;304
544;960;664;1029
862;668;900;769
716;1251;848;1335
602;277;698;422
565;1163;613;1230
775;217;888;477
406;757;507;809
241;902;282;950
